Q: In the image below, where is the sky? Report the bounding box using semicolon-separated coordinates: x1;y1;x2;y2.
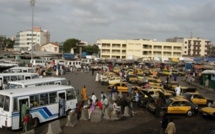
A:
0;0;215;44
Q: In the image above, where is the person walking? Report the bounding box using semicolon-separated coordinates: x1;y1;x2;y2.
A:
81;85;87;102
165;118;176;134
91;92;97;103
175;85;181;96
160;113;169;134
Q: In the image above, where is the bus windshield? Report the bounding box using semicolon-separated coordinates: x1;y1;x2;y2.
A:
0;95;10;111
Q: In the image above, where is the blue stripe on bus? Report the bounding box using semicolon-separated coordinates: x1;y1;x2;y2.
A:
12;107;58;119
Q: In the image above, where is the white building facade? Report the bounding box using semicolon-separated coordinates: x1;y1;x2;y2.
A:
14;27;50;51
41;43;59;53
96;39;183;61
166;37;212;56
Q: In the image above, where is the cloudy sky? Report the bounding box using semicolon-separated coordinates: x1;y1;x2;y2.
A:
0;0;215;44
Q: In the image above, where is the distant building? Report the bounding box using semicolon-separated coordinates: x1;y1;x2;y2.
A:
41;42;59;53
166;37;212;56
14;27;50;51
96;39;183;61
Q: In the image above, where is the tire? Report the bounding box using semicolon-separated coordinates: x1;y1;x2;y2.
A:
32;117;40;128
187;110;193;117
207;102;212;107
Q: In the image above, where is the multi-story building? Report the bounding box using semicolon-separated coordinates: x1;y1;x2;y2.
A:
166;37;212;56
14;27;50;51
96;39;183;61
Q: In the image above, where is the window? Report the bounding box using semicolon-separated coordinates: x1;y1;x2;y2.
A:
13;98;18;111
0;95;4;108
49;92;57;104
40;93;48;105
67;89;75;100
30;95;39;107
11;76;17;81
4;96;10;111
171;101;180;106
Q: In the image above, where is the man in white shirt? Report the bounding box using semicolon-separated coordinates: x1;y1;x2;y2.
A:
91;92;97;103
175;85;181;96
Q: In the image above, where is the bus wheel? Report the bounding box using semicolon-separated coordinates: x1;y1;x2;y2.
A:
32;117;39;128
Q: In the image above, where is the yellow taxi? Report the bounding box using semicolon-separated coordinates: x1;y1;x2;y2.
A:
126;74;139;83
158;70;171;76
113;67;120;73
148;97;198;117
199;104;215;119
108;82;140;92
182;92;214;106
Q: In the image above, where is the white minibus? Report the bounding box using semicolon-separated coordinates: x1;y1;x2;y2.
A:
66;60;82;69
8;77;70;89
0;85;77;130
30;59;46;67
2;67;36;73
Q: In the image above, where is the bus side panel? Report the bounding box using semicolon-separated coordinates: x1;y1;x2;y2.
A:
12;112;19;130
30;104;59;123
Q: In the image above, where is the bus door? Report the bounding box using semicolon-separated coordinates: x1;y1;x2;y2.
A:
18;97;30;128
57;91;66;117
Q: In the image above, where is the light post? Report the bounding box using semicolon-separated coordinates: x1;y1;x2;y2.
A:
30;0;35;60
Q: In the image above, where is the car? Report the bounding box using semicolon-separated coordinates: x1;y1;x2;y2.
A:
158;70;171;76
199;104;215;118
126;74;139;83
108;76;125;85
181;92;214;106
136;88;155;107
172;70;185;76
108;82;140;92
147;97;198;117
180;87;198;94
164;81;180;91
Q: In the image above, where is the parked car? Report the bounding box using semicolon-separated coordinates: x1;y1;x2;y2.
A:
181;92;214;106
199;104;215;119
126;74;139;83
147;97;198;117
108;82;140;92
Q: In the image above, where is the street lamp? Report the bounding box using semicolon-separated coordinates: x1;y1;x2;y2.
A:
30;0;35;60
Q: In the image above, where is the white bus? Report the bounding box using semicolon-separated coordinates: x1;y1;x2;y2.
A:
0;73;40;90
65;60;82;69
8;77;70;89
0;85;77;130
30;59;46;67
2;67;36;73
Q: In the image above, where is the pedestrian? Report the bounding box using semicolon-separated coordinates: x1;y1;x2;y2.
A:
166;76;169;84
100;91;106;101
134;91;139;110
165;118;176;134
173;74;177;81
95;99;103;109
88;99;95;120
155;97;163;117
76;101;84;120
91;92;97;103
175;85;181;96
81;85;87;102
160;113;169;134
113;100;121;116
95;72;99;81
59;95;66;116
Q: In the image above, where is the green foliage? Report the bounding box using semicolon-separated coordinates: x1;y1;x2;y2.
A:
63;38;80;53
6;38;14;48
83;44;99;55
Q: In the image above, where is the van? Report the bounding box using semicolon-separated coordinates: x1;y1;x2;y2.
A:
30;59;46;67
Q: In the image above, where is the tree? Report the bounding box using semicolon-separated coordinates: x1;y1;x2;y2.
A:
83;44;99;55
5;38;15;48
63;38;80;53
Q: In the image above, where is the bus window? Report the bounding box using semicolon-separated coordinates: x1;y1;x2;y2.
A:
25;76;31;80
4;96;10;111
11;76;17;81
13;98;18;112
49;92;57;104
40;93;48;105
30;95;39;107
54;81;61;85
3;76;10;82
17;75;24;80
23;70;27;73
32;75;39;79
0;95;4;108
9;84;22;89
61;80;68;85
67;89;76;100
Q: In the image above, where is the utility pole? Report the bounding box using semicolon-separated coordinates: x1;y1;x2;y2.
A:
30;0;35;60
